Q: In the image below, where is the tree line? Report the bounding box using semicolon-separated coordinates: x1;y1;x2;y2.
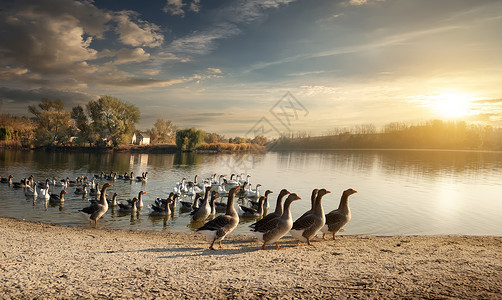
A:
271;120;502;151
0;96;268;151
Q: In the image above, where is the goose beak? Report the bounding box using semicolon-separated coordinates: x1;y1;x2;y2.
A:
326;190;331;193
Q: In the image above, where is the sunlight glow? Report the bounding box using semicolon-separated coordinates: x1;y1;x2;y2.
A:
432;92;473;118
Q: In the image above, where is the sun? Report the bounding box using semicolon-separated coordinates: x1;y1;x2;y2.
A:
431;92;472;118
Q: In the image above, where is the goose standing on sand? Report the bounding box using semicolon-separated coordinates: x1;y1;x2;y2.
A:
78;183;112;226
249;189;290;230
252;193;302;250
191;186;212;222
49;190;67;203
321;188;357;240
298;189;319;219
197;186;240;250
290;188;330;246
25;182;38;198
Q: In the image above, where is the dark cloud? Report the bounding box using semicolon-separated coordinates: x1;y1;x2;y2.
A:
0;87;95;105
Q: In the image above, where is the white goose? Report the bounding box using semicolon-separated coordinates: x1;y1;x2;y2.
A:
39;182;51;200
245;183;261;199
25;182;38;198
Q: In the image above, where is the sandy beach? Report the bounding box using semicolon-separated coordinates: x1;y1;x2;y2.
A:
0;217;501;299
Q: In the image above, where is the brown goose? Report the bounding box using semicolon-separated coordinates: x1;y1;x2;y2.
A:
249;189;273;210
191;186;212;222
298;189;319;219
49;189;67;203
238;196;265;218
290;188;331;246
321;188;357;240
78;183;112;226
249;189;290;230
253;193;302;250
197;186;240;250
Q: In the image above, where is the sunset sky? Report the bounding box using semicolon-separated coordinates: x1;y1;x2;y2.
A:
1;0;501;137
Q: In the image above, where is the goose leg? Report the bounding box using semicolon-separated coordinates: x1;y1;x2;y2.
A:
275;242;281;250
296;240;302;246
218;240;223;249
209;240;216;250
333;233;336;240
307;238;314;246
261;243;267;250
322;233;326;240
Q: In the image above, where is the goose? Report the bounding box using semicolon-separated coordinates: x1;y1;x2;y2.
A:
125;171;134;181
236;182;248;199
179;193;201;212
245;183;262;199
39;181;51;200
191;186;212;222
216;179;229;197
74;184;88;196
252;193;302;250
136;172;148;182
238;196;265;218
239;174;251;185
107;192;119;207
25;182;38;198
197;186;240;250
0;175;13;184
250;190;273;210
89;183;100;197
55;178;68;188
321;188;357;240
49;190;67;203
79;183;112;226
298;189;319;219
12;178;29;188
208;191;219;219
226;174;240;188
149;198;172;216
249;189;290;230
135;191;146;209
290;188;331;246
118;198;138;213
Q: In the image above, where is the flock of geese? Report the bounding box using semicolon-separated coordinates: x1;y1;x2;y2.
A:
0;172;357;250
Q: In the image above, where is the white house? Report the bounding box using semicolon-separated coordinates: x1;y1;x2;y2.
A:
132;132;150;145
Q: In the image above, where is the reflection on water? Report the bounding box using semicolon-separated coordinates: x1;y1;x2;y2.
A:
1;149;501;236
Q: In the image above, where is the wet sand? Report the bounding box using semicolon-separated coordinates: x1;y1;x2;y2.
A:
1;217;501;299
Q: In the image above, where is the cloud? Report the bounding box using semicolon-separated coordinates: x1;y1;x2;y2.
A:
162;0;201;17
163;0;185;16
168;0;297;55
169;23;241;54
113;11;164;47
0;0;167;91
99;48;151;65
0;86;96;107
208;68;223;74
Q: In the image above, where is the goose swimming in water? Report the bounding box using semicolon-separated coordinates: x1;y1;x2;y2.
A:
321;188;357;240
49;190;67;203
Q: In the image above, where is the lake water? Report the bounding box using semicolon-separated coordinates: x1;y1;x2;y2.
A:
0;149;501;236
